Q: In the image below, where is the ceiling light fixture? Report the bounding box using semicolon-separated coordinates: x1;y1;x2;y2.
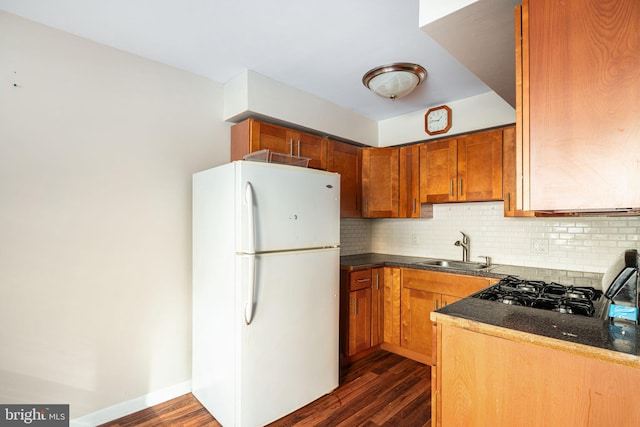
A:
362;63;427;100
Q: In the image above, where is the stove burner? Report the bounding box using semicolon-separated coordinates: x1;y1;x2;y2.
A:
473;276;603;317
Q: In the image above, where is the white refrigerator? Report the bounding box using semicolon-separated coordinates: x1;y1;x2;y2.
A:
192;160;340;426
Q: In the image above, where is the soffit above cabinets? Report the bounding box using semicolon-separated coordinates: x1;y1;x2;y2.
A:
421;0;521;108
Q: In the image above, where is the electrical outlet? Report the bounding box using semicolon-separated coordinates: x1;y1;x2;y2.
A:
531;239;549;254
411;233;419;246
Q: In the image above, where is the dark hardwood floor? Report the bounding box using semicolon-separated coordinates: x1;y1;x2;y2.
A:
101;350;431;426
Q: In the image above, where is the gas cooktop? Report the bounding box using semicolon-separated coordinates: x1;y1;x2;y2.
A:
473;276;604;317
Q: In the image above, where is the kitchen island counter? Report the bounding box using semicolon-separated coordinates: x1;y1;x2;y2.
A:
432;297;640;365
432;300;640;427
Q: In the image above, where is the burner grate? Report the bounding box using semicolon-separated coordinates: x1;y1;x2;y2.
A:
473;276;603;317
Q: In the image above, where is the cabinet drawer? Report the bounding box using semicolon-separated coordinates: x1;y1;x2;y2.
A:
402;268;496;298
350;269;372;291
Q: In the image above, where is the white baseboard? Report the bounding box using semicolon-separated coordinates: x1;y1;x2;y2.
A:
70;381;192;427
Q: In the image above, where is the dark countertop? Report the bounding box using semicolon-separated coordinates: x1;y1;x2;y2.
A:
341;252;639;364
340;252;603;287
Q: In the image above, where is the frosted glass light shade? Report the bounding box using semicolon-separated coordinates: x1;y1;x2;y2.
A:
362;63;427;100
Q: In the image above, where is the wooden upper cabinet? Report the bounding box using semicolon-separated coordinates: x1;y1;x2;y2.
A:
399;145;421;218
361;147;399;218
421;129;503;203
520;0;640;211
457;129;503;202
230;118;328;170
327;140;361;218
503;125;534;217
291;130;327;170
420;139;457;203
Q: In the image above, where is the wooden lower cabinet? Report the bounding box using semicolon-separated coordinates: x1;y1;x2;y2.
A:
341;267;385;363
382;267;401;346
401;288;439;357
342;267;498;366
348;287;371;356
370;267;383;347
388;269;497;365
432;322;640;427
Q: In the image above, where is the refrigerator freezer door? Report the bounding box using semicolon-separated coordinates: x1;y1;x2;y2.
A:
236;162;340;253
237;248;340;426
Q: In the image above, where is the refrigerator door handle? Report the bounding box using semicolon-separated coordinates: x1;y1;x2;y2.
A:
244;182;257;325
245;253;256;325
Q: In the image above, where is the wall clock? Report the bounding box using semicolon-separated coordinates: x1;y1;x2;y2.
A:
425;105;452;136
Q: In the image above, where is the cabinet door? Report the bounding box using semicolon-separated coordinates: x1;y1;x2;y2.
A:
327;140;361;217
383;267;401;346
503;126;535;217
525;0;640;211
401;287;440;356
399;145;421;218
230;119;291;161
457;129;503;202
230;119;327;170
371;267;384;347
361;147;399;218
422;139;457;203
254;121;291;154
290;130;327;170
348;288;371;356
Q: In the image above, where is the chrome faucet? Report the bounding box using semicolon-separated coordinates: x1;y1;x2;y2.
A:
454;231;470;262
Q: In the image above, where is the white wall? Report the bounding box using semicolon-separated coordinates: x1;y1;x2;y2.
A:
224;72;515;148
419;0;478;26
377;91;515;147
341;202;640;274
224;70;379;145
0;11;229;420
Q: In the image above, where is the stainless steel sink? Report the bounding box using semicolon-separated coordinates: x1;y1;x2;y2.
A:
414;259;489;271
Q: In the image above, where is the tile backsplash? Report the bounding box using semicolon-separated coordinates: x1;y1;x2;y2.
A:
340;201;640;273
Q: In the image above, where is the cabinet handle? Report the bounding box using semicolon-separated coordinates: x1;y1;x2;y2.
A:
289;139;294;155
356;278;370;283
353;296;357;314
507;193;511;212
297;140;301;157
413;198;417;214
374;273;379;290
450;180;454;196
365;199;369;215
434;300;439;310
459;179;463;197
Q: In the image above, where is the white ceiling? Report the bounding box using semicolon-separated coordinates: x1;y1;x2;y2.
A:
0;0;512;121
